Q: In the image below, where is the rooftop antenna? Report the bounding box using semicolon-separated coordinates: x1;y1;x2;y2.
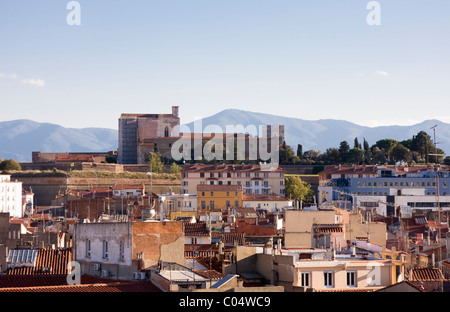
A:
430;125;444;292
429;125;443;164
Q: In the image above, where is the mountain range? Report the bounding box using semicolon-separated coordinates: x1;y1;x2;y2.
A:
184;109;450;156
0;120;117;162
1;110;449;162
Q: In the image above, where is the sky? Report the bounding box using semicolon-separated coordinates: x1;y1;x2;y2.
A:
0;0;449;130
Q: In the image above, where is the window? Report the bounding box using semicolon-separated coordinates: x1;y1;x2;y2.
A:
264;172;268;178
246;173;250;178
324;271;334;287
347;271;356;287
210;201;215;209
280;180;284;186
235;201;239;208
85;239;91;258
237;173;241;178
120;241;125;261
300;272;311;287
254;181;259;186
201;201;206;210
164;127;169;137
226;201;230;208
103;240;109;259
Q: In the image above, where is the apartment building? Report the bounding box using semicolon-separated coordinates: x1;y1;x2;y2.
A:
197;184;243;212
318;164;450;216
0;175;23;218
284;208;387;248
74;221;185;280
242;194;293;212
292;252;401;291
181;163;285;196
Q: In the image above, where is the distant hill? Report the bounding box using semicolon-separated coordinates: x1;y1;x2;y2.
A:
2;110;449;163
183;109;450;155
0;120;117;162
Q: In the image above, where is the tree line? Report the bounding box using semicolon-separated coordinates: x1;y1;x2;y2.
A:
280;130;448;166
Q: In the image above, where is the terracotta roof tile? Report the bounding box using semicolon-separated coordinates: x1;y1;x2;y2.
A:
0;280;161;292
7;248;72;275
211;232;245;245
184;222;210;237
197;184;243;192
406;267;445;281
193;270;225;280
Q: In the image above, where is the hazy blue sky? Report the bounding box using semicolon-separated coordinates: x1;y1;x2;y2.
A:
0;0;449;130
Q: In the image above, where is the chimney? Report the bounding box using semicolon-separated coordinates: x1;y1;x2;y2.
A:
172;106;179;117
351;245;356;257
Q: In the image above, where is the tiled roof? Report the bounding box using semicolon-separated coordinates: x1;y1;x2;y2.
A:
407;281;450;292
243;194;291;201
112;184;145;190
183;163;283;173
193;270;225;280
406;267;445;281
314;224;344;233
211;232;245;245
233;207;257;217
0;280;162;292
184;222;210;237
7;248;72;275
197;184;243;192
0;275;68;288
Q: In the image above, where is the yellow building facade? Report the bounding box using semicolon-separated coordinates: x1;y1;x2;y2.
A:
197;184;243;212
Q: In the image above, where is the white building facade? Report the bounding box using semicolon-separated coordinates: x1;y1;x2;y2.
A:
0;175;23;218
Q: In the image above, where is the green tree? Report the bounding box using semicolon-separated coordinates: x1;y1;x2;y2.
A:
303;150;321;162
363;138;372;164
347;148;364;164
169;162;181;175
297;144;303;159
323;148;340;164
284;175;314;203
148;152;164;173
391;144;411;163
371;146;387;164
444;156;450;166
411;131;434;163
374;139;398;161
0;159;21;171
338;141;350;163
279;141;299;164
